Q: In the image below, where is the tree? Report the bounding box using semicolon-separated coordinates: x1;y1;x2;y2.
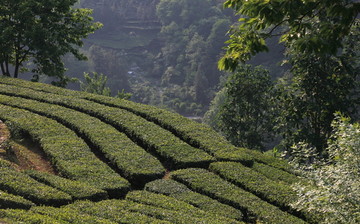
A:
219;0;360;153
219;0;360;71
290;115;360;223
0;0;102;86
80;72;111;96
276;45;360;154
80;72;132;100
205;65;277;150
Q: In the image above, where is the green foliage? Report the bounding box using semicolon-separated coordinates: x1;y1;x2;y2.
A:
219;0;360;70
0;167;72;206
0;76;298;170
0;76;297;172
145;179;244;220
0;104;130;196
206;64;277;150
0;76;327;223
0;158;12;169
30;206;116;224
153;0;231;110
276;37;360;153
125;190;243;224
250;162;300;185
0;93;165;185
0;209;64;224
80;72;132;99
209;161;318;222
219;0;360;155
172;168;306;224
210;162;297;208
0;0;102;85
291;115;360;223
115;89;132;100
0;83;214;169
63;199;175;223
0;190;35;209
80;72;111;96
25;170;108;201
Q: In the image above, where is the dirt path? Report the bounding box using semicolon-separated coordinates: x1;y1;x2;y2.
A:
0;120;56;174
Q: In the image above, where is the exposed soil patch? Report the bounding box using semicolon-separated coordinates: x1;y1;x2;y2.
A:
0;120;56;174
162;169;171;180
9;139;57;174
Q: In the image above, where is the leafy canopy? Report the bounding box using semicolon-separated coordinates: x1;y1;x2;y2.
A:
0;0;102;86
204;65;276;150
219;0;360;71
290;114;360;223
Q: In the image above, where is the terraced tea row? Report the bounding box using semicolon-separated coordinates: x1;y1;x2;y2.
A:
0;76;292;171
0;77;314;223
0;104;130;196
0;193;245;223
0;94;165;185
144;179;244;220
0;83;215;169
171;168;307;224
0;165;72;206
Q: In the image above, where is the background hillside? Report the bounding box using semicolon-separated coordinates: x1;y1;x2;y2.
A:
62;0;285;117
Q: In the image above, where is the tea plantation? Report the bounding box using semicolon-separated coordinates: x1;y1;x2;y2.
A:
0;76;318;223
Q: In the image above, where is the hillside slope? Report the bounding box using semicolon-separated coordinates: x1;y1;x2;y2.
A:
0;77;317;223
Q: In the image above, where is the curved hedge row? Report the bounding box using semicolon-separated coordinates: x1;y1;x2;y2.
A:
125;190;243;223
0;83;215;169
0;104;130;196
209;162;318;223
171;168;306;224
144;179;244;220
30;206;116;224
0;209;64;224
0;76;315;223
250;162;301;184
209;162;297;209
0;167;72;206
0;190;35;209
25;170;108;201
0;94;165;184
0;76;292;171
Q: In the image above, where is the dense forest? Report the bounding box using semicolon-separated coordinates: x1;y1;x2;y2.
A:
63;0;284;116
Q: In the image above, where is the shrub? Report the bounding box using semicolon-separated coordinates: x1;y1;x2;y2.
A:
30;206;116;224
0;83;215;169
0;158;12;169
0;167;72;206
125;190;243;223
171;168;306;224
0;77;294;171
0;104;130;197
0;190;35;209
64;200;171;223
25;170;108;201
291;115;360;223
0;209;63;224
209;162;297;208
0;93;165;185
145;179;243;220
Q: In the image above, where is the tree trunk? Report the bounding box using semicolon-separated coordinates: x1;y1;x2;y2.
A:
0;63;8;76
